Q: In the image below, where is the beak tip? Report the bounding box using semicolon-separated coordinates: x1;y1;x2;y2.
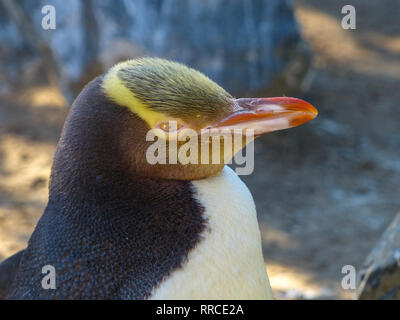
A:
309;106;319;118
295;98;318;121
215;96;318;135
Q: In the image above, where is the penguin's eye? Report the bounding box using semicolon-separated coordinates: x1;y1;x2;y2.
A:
157;121;185;133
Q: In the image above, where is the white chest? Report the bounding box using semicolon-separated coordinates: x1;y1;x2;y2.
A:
149;166;272;299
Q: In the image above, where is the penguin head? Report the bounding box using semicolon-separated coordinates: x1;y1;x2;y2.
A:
102;58;234;132
98;57;318;180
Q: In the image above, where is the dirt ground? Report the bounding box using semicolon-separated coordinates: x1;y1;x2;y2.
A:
0;0;399;299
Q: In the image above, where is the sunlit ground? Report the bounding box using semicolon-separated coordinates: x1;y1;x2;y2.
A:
255;0;400;299
0;86;67;259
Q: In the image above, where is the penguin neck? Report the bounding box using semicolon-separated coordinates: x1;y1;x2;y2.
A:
47;77;179;220
39;80;208;299
24;155;208;299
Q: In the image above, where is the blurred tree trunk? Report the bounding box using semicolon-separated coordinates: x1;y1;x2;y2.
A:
357;212;400;299
1;0;310;104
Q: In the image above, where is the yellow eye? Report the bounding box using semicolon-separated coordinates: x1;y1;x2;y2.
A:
157;121;185;132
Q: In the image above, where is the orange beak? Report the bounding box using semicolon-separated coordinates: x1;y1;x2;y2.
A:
212;97;318;136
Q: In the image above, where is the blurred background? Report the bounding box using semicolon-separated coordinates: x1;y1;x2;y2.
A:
1;0;399;299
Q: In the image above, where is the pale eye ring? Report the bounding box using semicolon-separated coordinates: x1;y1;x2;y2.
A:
156;121;185;133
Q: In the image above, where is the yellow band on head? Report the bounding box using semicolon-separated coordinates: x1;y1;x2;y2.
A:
102;61;166;128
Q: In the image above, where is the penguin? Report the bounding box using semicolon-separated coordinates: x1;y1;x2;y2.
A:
0;58;317;299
